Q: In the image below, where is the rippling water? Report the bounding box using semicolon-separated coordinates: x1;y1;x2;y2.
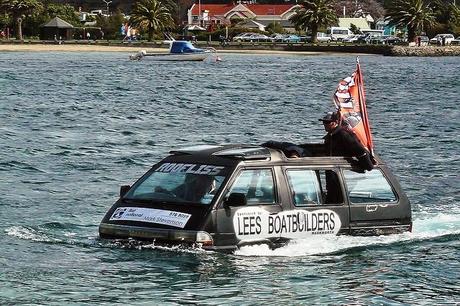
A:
1;52;459;305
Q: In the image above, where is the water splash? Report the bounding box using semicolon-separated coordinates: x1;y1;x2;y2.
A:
6;213;459;257
5;226;62;243
235;212;460;257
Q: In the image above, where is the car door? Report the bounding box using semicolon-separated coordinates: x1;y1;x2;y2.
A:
282;167;350;237
341;167;411;235
214;167;283;247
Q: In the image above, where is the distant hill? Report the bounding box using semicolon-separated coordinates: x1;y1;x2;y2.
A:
46;0;133;12
45;0;301;12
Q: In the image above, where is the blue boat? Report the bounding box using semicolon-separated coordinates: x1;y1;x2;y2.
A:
130;41;217;61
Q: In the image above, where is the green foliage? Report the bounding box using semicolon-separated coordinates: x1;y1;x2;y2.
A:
385;0;436;42
96;10;126;40
229;17;244;25
22;3;80;38
289;0;337;43
266;21;285;34
349;23;362;34
45;3;80;26
0;12;10;28
445;3;460;36
129;0;174;41
0;0;43;39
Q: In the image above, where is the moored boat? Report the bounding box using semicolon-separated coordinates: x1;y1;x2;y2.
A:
130;40;217;61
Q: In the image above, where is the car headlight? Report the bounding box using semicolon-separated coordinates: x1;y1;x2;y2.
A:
196;231;213;246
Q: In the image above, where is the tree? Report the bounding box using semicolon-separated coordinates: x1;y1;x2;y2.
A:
44;3;80;26
385;0;436;43
96;9;126;40
448;4;460;35
289;0;337;43
129;0;174;41
350;23;362;34
266;21;284;34
335;0;385;19
0;0;43;40
430;2;460;36
23;3;80;38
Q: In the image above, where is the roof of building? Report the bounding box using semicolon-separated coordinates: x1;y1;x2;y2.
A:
246;4;297;15
256;19;295;28
42;17;74;28
238;19;265;29
191;4;297;16
191;4;235;15
338;18;369;30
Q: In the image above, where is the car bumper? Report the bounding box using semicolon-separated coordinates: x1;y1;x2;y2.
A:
99;223;215;248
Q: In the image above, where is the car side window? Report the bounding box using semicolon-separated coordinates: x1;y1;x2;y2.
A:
287;169;343;205
343;169;397;204
318;170;344;204
286;170;321;205
226;169;275;205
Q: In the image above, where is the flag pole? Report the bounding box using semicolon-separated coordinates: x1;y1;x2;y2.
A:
356;57;374;156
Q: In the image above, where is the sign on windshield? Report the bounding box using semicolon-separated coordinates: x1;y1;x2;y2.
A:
124;163;228;204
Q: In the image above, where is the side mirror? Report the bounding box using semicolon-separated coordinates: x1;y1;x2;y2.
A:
120;185;131;198
225;192;247;207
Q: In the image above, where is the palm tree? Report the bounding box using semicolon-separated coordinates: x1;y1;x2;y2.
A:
0;0;43;40
385;0;436;43
289;0;337;44
129;0;175;42
447;3;460;34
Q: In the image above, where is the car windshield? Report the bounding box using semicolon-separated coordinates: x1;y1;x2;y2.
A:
124;162;229;204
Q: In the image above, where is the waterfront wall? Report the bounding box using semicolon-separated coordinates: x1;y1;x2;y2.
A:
229;43;460;56
1;39;460;56
217;42;460;56
389;46;460;56
215;42;460;56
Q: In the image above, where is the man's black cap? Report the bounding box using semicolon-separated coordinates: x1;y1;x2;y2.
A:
319;111;338;122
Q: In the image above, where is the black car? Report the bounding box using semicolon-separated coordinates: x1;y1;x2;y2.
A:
99;144;412;252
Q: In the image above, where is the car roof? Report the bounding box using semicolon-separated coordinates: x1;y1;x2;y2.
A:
163;143;385;168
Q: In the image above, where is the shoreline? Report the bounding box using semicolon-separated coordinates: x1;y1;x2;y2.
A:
0;41;459;56
0;43;165;52
0;43;339;56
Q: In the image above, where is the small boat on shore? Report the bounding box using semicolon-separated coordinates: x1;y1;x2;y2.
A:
130;40;218;61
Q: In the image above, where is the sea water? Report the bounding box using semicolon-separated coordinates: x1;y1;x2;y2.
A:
1;52;459;305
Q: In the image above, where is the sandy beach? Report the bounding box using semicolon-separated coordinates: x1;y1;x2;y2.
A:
4;42;457;56
0;42;326;55
0;43;166;52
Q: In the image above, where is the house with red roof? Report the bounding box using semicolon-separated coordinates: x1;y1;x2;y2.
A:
187;3;301;32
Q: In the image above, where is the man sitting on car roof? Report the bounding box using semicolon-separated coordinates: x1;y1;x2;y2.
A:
320;112;373;171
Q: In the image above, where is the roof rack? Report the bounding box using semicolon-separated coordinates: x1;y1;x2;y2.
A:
213;147;271;160
169;145;222;155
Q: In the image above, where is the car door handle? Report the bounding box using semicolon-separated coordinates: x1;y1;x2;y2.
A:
366;205;378;212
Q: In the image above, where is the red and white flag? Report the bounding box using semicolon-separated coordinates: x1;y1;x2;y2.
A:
333;58;374;155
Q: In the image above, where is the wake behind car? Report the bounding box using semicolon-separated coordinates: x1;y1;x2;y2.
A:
99;144;412;252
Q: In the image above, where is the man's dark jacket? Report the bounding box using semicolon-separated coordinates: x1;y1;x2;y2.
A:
324;126;374;171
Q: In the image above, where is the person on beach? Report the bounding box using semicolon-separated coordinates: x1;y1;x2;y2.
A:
320;112;373;171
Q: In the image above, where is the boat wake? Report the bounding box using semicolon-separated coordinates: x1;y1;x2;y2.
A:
4;224;208;254
5;212;459;256
6;225;66;244
234;212;460;257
